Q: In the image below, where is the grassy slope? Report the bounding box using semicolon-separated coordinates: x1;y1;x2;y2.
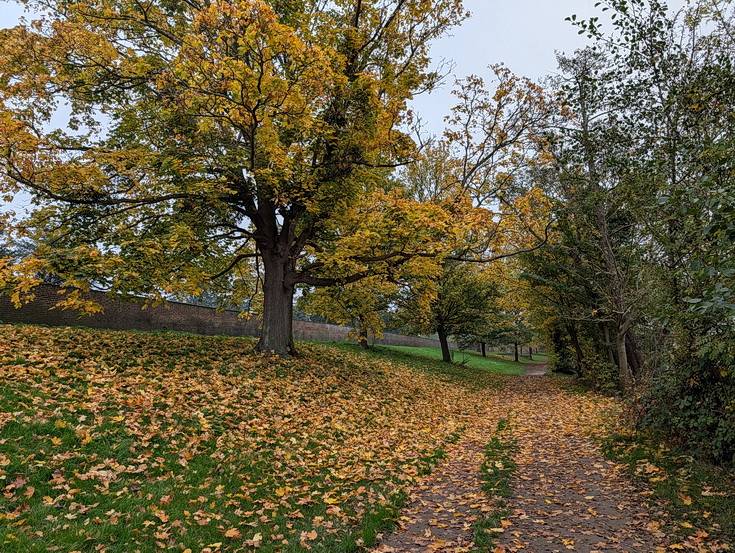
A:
0;324;507;553
602;433;735;546
374;345;528;375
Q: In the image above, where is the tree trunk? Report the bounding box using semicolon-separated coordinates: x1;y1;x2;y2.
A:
514;342;519;363
625;330;644;377
257;252;296;356
579;79;635;390
481;342;487;357
358;326;369;350
566;323;584;373
528;347;533;361
438;326;452;363
601;322;617;366
616;330;633;391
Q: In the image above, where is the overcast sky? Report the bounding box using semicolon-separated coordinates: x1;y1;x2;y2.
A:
411;0;601;135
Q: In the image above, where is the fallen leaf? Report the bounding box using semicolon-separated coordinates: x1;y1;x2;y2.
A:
225;528;242;539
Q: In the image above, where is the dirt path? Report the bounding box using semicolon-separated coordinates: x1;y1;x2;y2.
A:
494;378;670;553
524;363;548;376
372;376;688;553
373;400;505;552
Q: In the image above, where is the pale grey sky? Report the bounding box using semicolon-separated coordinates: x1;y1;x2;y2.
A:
411;0;599;134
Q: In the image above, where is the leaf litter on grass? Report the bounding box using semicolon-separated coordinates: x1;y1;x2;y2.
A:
0;324;503;552
4;326;730;553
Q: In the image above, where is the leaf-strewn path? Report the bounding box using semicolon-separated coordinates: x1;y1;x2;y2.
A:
373;396;505;552
374;375;728;553
493;377;670;553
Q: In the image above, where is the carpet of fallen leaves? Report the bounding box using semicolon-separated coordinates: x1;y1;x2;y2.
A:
373;402;505;553
0;324;502;553
373;376;733;553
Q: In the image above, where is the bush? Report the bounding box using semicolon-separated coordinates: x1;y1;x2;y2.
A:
578;353;619;395
547;343;576;375
637;356;735;468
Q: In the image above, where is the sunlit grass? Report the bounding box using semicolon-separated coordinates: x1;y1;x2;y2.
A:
373;345;528;375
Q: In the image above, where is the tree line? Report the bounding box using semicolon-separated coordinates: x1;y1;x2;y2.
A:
522;0;735;466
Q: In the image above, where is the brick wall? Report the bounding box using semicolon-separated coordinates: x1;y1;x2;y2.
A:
0;284;262;336
0;284;450;349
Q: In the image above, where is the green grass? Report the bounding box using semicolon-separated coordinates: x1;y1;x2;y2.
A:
373;345;528;376
602;432;735;546
473;418;518;551
328;343;521;383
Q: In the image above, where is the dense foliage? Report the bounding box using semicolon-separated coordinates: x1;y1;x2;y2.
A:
0;0;471;356
522;0;735;466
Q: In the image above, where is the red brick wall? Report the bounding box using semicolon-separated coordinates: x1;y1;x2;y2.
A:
0;284;449;349
0;284;261;336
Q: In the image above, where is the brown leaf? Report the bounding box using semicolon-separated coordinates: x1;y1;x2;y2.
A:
224;528;242;539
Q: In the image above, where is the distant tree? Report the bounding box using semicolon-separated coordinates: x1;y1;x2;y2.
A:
0;234;64;287
298;275;399;349
396;261;499;362
390;65;555;363
465;308;516;358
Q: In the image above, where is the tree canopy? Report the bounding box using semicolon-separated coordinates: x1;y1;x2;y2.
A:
0;0;469;355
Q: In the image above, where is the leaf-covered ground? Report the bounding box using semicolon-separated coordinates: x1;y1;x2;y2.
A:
0;324;504;553
372;397;507;553
3;325;733;553
373;376;734;553
492;377;672;553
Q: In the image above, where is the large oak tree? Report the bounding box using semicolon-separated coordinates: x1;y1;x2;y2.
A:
0;0;467;355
